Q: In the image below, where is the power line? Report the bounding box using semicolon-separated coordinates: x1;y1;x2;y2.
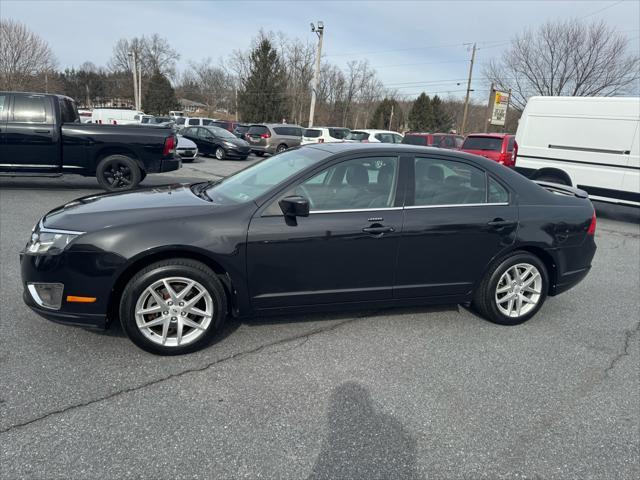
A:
580;0;625;19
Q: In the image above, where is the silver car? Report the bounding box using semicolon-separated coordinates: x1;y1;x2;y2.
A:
245;124;303;156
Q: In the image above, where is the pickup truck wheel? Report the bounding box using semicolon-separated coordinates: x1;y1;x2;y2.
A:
96;155;142;191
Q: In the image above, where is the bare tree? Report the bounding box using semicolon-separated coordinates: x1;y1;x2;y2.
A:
0;19;56;90
186;59;234;113
108;35;179;83
485;19;640;109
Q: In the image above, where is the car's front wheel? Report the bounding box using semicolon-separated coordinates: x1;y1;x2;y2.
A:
96;154;142;191
472;251;548;325
215;147;226;160
119;259;227;355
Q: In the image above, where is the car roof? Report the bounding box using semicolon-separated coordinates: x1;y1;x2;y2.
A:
466;133;513;138
352;129;402;134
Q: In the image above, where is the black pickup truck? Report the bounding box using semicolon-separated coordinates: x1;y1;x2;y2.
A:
0;92;181;190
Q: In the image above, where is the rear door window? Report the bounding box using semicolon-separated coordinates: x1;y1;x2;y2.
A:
274;126;302;136
12;95;47;123
414;157;487;206
375;133;394;143
488;177;510;203
462;136;503;151
402;135;428;146
507;136;515;152
347;131;370;141
328;128;349;139
188;118;199;125
304;129;322;138
59;99;79;123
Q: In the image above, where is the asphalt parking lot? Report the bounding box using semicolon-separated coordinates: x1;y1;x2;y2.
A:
1;156;639;479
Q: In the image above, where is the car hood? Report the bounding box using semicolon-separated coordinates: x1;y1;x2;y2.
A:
223;136;250;148
42;184;214;232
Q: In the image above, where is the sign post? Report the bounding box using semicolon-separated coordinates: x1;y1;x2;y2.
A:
490;90;510;127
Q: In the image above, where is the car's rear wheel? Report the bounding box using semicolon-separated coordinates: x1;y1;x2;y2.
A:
472;251;548;325
96;154;141;191
119;259;227;355
276;143;288;153
255;151;265;157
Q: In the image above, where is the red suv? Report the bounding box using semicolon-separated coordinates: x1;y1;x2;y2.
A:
402;132;464;149
461;133;515;167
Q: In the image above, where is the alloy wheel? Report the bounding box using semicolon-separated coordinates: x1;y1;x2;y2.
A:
134;276;214;347
103;161;133;188
495;263;542;318
215;147;225;160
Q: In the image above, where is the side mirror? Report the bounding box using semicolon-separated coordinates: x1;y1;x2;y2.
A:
279;196;310;217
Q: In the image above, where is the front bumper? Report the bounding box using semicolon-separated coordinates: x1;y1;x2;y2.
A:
177;148;198;159
20;250;122;329
226;146;251;158
250;144;276;154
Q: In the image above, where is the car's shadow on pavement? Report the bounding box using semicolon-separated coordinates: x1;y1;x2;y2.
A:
92;304;460;343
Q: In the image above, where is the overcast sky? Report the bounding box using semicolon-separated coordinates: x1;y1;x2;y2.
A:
2;0;639;100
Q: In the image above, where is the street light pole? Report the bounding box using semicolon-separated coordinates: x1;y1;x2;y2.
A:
308;21;324;128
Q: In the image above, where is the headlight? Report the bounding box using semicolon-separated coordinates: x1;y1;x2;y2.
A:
26;224;84;254
223;141;235;148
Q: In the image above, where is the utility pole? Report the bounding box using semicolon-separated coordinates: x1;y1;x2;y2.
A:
235;87;238;122
484;82;494;133
128;51;138;111
460;42;476;136
308;21;324;128
138;59;142;111
389;103;394;129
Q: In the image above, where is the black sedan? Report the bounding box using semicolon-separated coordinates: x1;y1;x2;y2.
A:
181;125;251;160
20;144;597;355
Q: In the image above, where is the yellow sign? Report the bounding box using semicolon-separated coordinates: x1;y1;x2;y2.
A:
491;90;509;126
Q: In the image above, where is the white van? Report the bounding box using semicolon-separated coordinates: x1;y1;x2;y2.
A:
91;108;145;125
514;96;639;206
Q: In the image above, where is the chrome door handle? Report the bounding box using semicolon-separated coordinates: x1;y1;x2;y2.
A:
362;226;395;234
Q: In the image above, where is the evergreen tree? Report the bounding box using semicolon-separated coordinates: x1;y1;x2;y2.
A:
408;92;431;131
429;95;451;132
371;98;398;129
238;37;287;122
142;69;179;115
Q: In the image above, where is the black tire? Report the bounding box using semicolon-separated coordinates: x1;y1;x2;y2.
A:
472;251;548;326
535;174;569;185
240;156;248;160
96;154;141;191
255;151;265;157
276;143;288;153
119;258;227;355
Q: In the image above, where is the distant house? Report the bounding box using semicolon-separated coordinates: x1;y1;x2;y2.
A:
179;98;207;114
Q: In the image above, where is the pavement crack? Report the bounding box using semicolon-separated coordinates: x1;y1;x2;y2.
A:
0;312;378;434
604;319;640;378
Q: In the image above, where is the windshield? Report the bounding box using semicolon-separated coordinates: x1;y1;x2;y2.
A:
206;126;236;139
202;148;329;204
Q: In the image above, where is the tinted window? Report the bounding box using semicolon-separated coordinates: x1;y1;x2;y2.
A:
176;117;186;125
392;134;404;143
59;98;79;123
375;133;394;143
488;177;509;203
13;95;46;122
328;128;350;139
402;135;428;146
414;158;487;206
304;129;322;138
204;126;236;139
507;136;515;152
289;156;399;211
248;125;269;136
234;125;249;134
462;136;503;151
347;131;370;141
188;118;199;125
441;136;456;148
202;119;215;126
198;128;212;139
274;126;302;136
